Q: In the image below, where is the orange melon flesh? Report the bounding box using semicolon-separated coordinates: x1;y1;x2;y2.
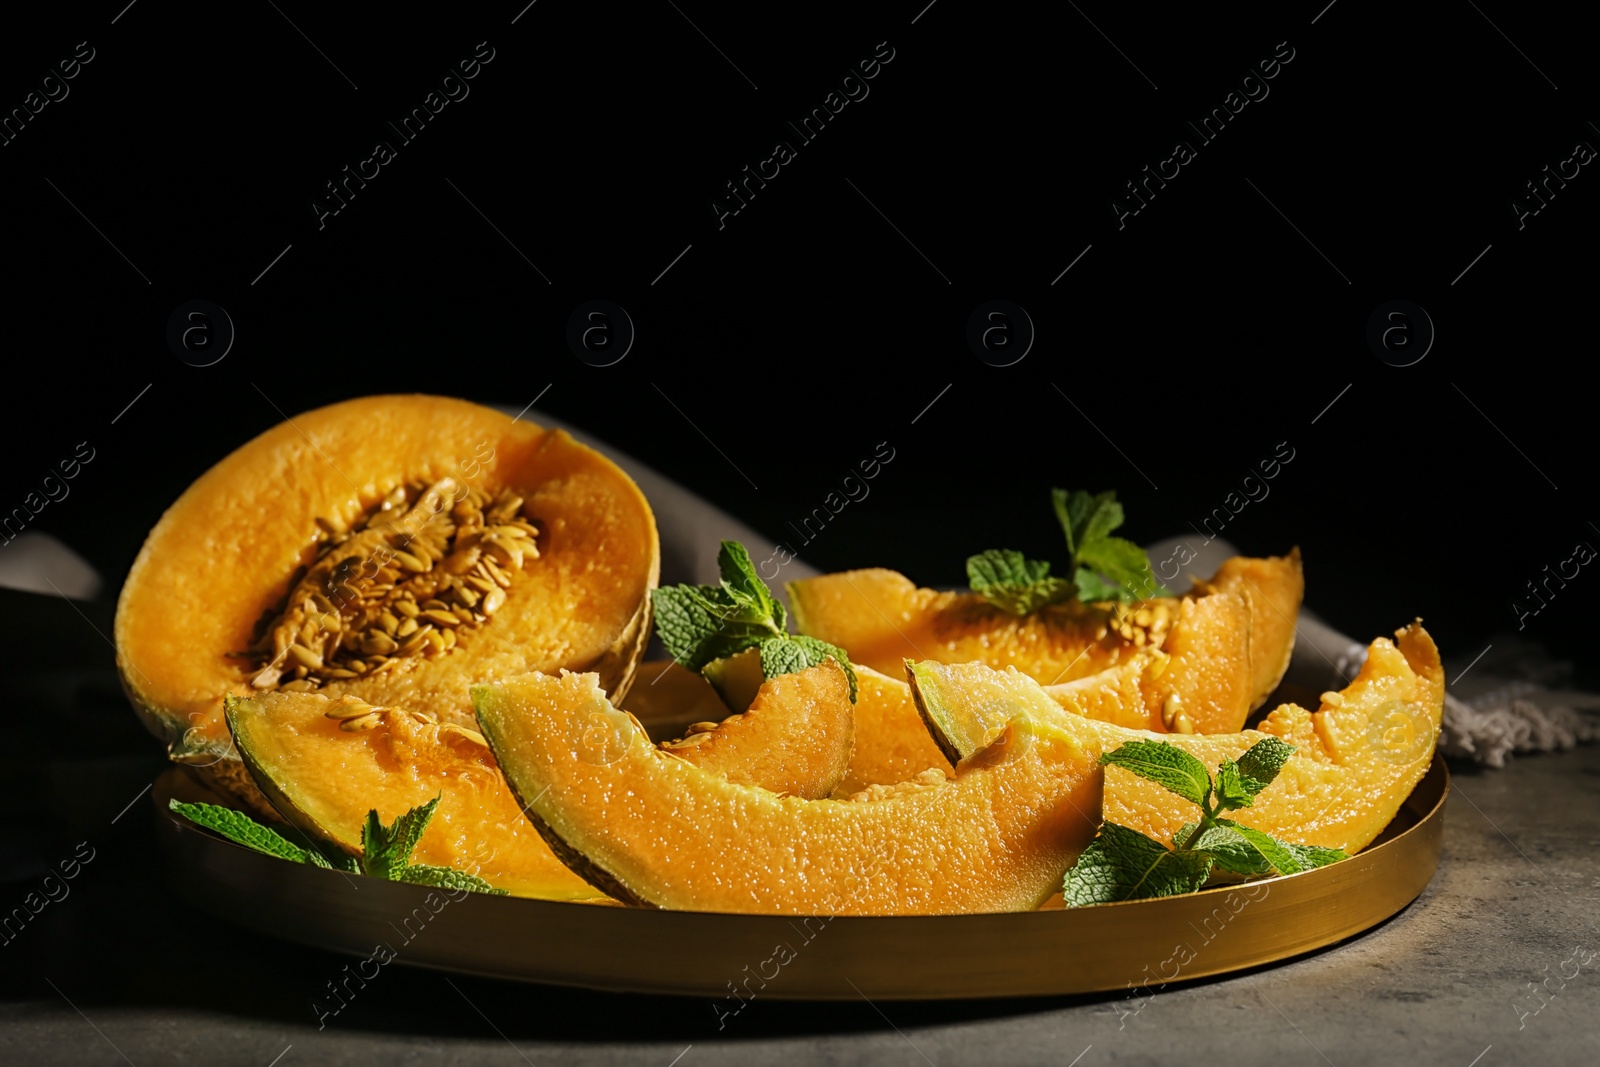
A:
833;666;952;797
659;661;854;799
115;395;659;780
474;671;1103;914
1194;549;1304;706
907;621;1443;854
226;692;605;900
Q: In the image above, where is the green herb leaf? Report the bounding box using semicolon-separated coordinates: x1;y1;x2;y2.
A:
1063;822;1214;905
1235;737;1296;789
1186;822;1273;876
657;541;859;699
1213;819;1315;875
966;549;1078;615
394;863;508;895
1071;567;1127;604
718;541;786;631
1100;741;1213;808
1053;489;1123;559
170;799;331;865
1075;535;1160;603
1213;760;1259;811
1281;841;1349;871
362;795;441;880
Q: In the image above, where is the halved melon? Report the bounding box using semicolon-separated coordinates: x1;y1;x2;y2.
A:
115;395;659;808
654;660;854;799
788;551;1302;724
473;671;1103;914
907;621;1443;854
226;692;605;899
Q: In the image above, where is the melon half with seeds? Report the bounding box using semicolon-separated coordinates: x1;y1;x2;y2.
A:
114;394;660;811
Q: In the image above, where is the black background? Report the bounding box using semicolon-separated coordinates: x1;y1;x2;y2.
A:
1;2;1593;673
1;1;1597;1054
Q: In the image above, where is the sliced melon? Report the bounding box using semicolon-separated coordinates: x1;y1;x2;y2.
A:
1192;549;1304;706
655;660;854;799
115;394;660;811
907;621;1443;854
226;692;605;899
473;671;1103;914
788;551;1303;725
699;646;764;714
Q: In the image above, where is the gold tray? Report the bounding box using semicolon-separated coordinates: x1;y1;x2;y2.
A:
153;755;1448;1000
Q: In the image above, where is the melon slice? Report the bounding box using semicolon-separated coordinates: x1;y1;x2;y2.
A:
1191;549;1304;706
473;671;1103;914
115;394;659;811
907;621;1443;854
654;660;854;799
226;692;605;899
788;551;1303;725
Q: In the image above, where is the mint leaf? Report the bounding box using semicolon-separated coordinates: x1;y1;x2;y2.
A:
758;635;811;679
1072;567;1126;603
1188;822;1274;876
362;795;440;880
1100;741;1213;808
1214;819;1313;875
759;634;859;703
395;863;508;895
1235;737;1296;789
1281;841;1349;870
170;799;333;865
1075;535;1159;603
652;541;791;671
657;540;859;701
718;541;786;631
1213;760;1259;811
1063;822;1214;905
966;549;1077;614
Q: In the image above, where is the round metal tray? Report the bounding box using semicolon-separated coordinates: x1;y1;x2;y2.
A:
153;754;1448;1000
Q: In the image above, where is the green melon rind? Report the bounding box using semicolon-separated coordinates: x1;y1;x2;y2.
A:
470;682;656;908
223;694;362;859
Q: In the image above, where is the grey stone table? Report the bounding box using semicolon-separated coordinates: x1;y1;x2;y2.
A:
2;723;1595;1066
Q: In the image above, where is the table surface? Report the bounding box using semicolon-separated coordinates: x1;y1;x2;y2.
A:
2;727;1596;1066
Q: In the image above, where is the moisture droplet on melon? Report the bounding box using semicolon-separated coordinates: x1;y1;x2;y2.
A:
473;670;1104;914
114;395;660;812
908;620;1443;855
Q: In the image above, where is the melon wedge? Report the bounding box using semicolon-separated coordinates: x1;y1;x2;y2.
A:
907;621;1443;854
788;551;1304;725
1192;549;1304;706
620;660;732;740
473;671;1103;914
226;692;605;900
655;660;854;799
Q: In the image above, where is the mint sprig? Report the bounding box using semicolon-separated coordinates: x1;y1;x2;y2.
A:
1063;737;1346;905
652;540;858;701
170;797;505;894
967;488;1168;614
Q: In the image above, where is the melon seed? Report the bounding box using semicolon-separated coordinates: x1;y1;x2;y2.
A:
687;722;720;735
440;723;488;747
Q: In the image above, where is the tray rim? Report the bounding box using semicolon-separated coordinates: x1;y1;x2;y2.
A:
152;753;1450;1000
